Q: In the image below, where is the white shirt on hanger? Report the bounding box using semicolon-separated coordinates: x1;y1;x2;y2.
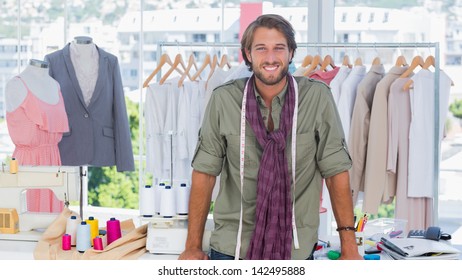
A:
223;61;252;83
337;65;366;142
203;67;234;123
329;65;351;106
145;77;181;182
408;69;452;198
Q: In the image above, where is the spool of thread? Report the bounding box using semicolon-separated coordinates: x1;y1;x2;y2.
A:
86;216;99;246
106;217;122;245
155;183;165;215
176;183;190;215
93;236;104;250
159;185;176;218
62;234;71;251
76;221;91;253
140;185;156;217
65;215;81;246
9;157;18;174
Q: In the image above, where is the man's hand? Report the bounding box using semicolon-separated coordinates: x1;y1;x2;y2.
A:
338;249;364;260
178;248;209;260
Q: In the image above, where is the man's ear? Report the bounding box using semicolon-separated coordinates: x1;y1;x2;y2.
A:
245;49;252;63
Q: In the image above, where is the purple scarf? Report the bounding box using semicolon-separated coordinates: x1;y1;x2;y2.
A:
245;74;296;260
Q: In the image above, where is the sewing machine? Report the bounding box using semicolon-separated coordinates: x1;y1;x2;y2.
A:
145;215;213;255
0;165;80;240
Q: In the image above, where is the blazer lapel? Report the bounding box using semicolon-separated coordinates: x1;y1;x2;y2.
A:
87;46;108;109
63;43;88;109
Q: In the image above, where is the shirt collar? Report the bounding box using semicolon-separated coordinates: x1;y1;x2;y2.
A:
254;79;288;107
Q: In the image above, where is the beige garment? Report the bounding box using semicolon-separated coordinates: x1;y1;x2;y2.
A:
387;78;432;231
362;66;408;214
34;207;147;260
348;64;385;205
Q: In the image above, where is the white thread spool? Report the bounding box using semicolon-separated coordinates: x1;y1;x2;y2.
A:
65;215;81;246
76;221;91;253
140;185;156;217
176;183;190;215
155;182;165;215
159;185;176;218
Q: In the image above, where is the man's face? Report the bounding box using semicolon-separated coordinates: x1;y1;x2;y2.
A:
245;27;293;86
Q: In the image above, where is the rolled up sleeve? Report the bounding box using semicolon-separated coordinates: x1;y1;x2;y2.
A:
316;89;352;178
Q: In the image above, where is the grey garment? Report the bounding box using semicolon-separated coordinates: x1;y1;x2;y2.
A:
192;76;352;259
44;44;134;171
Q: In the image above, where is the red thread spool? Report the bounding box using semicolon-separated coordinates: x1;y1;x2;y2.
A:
62;234;71;250
93;236;104;250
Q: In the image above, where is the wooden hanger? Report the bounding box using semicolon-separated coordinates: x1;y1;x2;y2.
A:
303;54;321;76
178;54;197;87
205;54;219;90
371;56;381;65
320;54;335;71
191;54;212;81
219;54;231;69
395;55;407;67
423;55;435;69
354;57;363;66
400;55;424;78
423;55;454;85
159;54;188;85
207;54;219;81
403;55;454;90
342;55;352;68
302;54;313;67
143;53;176;88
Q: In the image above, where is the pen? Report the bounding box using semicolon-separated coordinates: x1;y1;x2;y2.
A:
380;237;408;256
356;216;363;232
360;214;368;232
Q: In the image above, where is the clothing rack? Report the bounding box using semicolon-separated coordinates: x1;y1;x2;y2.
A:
141;41;441;226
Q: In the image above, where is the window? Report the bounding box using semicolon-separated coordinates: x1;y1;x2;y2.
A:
193;33;206;43
383;12;389;23
369;12;375;23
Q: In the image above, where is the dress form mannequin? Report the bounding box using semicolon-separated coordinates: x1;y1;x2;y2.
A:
44;37;135;171
70;36;99;106
5;59;60;112
5;59;69;214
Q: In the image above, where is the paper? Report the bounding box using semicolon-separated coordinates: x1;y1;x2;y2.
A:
380;237;461;260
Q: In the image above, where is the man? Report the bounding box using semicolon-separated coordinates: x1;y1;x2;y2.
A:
179;14;362;260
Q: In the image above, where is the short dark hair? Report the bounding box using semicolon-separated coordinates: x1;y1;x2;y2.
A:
240;14;297;70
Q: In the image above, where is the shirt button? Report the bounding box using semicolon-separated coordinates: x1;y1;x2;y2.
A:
84;113;89;118
263;116;267;120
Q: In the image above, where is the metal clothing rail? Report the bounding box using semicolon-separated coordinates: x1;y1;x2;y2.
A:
145;41;441;226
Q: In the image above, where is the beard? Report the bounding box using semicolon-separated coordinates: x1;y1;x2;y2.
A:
252;63;289;86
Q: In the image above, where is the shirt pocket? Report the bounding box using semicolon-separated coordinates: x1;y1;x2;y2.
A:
226;134;258;169
294;132;317;167
226;134;259;203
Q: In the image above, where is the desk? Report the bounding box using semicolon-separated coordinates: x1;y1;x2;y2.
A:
0;239;180;260
1;237;460;260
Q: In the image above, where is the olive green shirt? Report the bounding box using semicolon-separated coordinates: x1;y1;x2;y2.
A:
192;76;352;260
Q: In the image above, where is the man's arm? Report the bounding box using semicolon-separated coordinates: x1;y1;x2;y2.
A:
325;171;363;260
178;169;216;260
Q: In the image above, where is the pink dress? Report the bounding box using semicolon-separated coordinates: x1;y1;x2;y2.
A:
6;76;69;213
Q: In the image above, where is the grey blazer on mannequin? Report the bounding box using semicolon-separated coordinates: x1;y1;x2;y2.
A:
44;44;135;172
